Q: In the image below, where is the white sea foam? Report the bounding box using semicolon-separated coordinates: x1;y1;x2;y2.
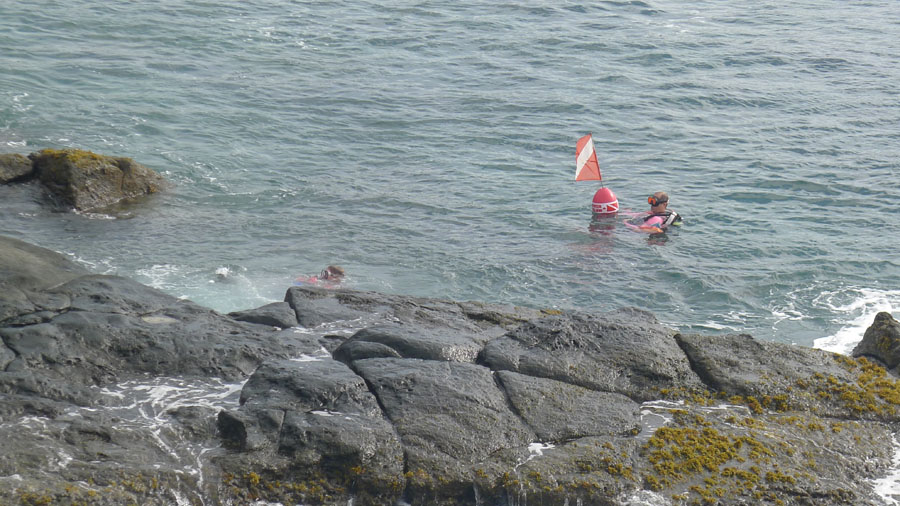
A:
135;263;185;291
64;252;117;275
513;442;555;471
96;376;245;423
618;489;671;506
527;442;554;457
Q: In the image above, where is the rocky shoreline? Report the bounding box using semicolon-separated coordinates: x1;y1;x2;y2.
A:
2;234;900;505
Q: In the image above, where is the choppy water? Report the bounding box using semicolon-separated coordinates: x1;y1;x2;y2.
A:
2;0;899;354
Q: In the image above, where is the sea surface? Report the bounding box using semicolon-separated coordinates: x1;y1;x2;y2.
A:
2;0;899;355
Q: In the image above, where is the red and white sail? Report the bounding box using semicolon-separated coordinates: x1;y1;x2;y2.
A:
575;133;602;181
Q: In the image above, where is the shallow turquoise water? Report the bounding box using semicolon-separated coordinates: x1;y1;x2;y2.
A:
2;0;899;348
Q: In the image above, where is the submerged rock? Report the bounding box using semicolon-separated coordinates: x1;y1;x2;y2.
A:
2;234;900;506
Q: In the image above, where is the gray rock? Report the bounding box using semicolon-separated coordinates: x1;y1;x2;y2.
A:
229;301;298;328
4;235;900;506
0;235;88;322
475;435;645;506
29;148;167;212
482;308;705;402
333;340;402;364
284;284;546;332
285;286;373;327
677;331;900;422
353;357;536;497
497;370;641;441
334;322;485;364
0;153;33;183
19;278;281;380
166;405;220;440
0;269;323;408
277;410;402;475
0;341;16;370
215;357;405;504
853;311;900;369
238;358;382;417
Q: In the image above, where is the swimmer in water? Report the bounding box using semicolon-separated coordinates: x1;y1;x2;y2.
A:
294;265;345;287
626;191;683;234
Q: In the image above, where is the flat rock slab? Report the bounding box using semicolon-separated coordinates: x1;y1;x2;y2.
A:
497;370;641;441
482;308;705;402
239;358;382;417
353;358;536;484
284;285;546;333
216;357;404;504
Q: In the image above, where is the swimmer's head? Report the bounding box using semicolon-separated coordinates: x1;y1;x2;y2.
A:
320;265;345;280
648;192;668;208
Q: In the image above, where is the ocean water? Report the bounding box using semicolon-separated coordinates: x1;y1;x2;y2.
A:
2;0;899;354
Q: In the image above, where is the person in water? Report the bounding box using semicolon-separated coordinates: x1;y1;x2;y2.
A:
628;191;683;234
294;265;345;287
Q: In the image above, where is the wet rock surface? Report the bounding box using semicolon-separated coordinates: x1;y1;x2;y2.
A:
2;235;899;505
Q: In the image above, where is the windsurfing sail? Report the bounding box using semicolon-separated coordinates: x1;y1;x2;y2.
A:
575;133;602;181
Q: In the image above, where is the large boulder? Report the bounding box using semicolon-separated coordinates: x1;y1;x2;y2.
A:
852;312;900;370
353;357;536;501
216;357;405;504
29;148;167;211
